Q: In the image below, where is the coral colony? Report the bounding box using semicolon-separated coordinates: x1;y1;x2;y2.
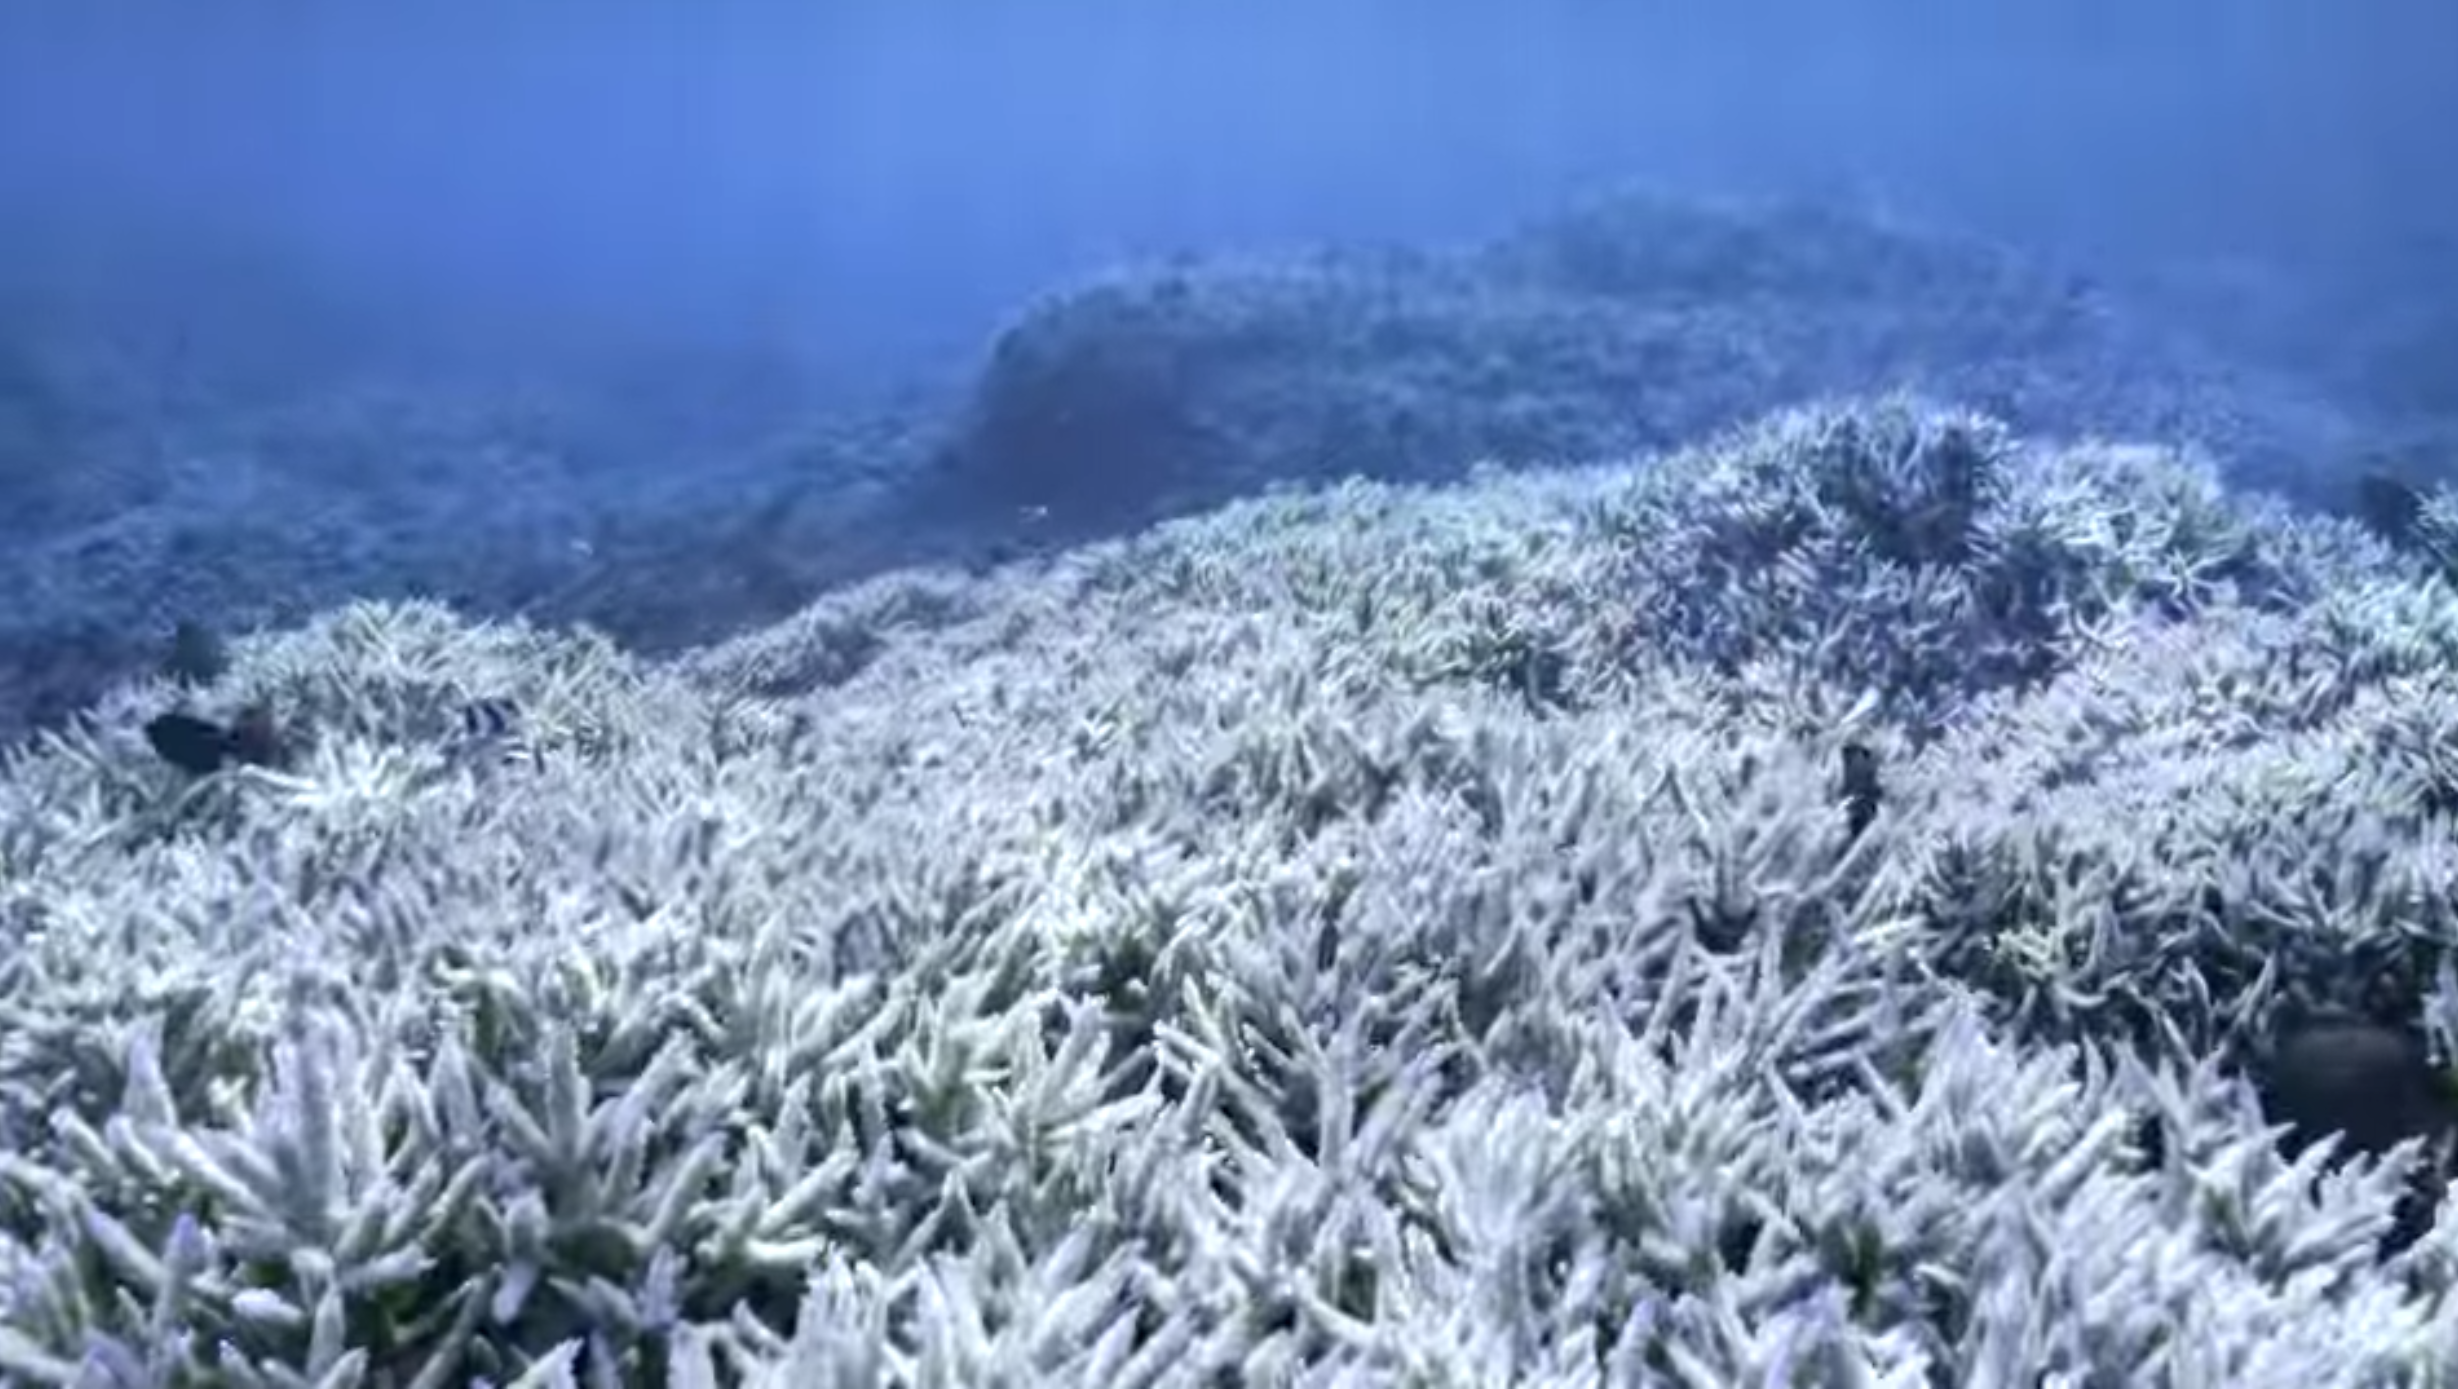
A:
6;200;2458;1384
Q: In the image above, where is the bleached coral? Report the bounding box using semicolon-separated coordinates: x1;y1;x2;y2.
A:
2;398;2454;1385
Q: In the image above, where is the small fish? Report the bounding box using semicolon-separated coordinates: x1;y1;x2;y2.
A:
454;696;545;771
143;702;287;776
460;697;520;740
1838;742;1883;839
2356;470;2427;550
2259;1016;2456;1258
2262;1018;2450;1161
163;619;229;687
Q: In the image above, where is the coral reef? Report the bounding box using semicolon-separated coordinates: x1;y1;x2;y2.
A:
5;399;2457;1383
0;192;2372;751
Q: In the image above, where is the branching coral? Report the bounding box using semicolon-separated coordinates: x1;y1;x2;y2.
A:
3;399;2456;1384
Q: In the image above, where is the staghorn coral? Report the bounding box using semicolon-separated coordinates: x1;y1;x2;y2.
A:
7;399;2458;1383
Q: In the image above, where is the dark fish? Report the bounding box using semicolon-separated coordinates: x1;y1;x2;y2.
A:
2259;1017;2456;1257
2262;1019;2449;1161
163;619;229;687
143;712;229;775
143;702;288;776
1838;742;1883;838
2356;470;2428;550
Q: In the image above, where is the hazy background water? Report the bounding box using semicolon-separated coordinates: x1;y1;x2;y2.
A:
3;0;2449;407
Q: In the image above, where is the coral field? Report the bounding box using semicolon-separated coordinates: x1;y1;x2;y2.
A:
5;399;2458;1384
